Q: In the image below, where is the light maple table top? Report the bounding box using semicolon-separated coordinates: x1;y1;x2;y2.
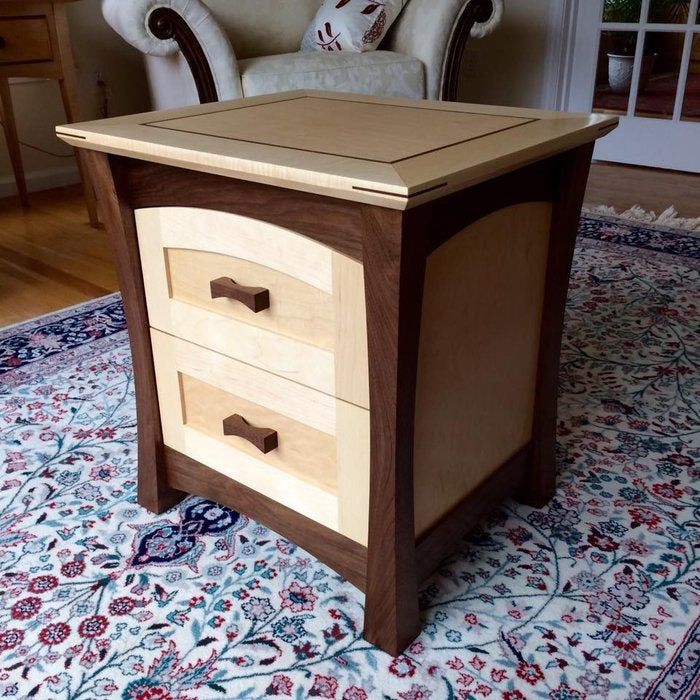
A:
57;90;618;210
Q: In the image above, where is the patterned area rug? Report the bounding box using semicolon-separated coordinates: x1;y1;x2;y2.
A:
0;214;698;700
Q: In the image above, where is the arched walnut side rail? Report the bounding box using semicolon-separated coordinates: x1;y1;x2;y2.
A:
147;7;219;104
441;0;495;102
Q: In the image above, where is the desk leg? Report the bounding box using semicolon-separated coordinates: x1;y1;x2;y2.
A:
362;206;425;656
54;2;99;228
0;78;29;208
520;144;594;507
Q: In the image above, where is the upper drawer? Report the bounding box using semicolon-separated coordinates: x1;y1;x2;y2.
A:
0;18;53;65
136;207;369;409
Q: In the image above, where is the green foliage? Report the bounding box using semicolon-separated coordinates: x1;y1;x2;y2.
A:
603;0;643;23
603;0;690;23
651;0;691;21
603;0;690;55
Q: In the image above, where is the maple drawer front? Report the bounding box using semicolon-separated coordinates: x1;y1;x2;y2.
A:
151;330;370;544
0;18;53;65
137;207;369;408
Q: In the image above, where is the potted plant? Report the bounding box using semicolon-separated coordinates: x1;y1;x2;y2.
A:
603;0;689;94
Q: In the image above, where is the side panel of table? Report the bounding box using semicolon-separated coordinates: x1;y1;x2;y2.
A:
412;145;595;585
413;201;553;535
361;148;594;653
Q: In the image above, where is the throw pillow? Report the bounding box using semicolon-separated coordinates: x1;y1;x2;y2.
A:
301;0;406;53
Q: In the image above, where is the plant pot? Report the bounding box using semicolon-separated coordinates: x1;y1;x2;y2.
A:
607;53;657;94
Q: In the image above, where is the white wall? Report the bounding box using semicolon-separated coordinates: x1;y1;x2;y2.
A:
459;0;555;108
0;0;151;197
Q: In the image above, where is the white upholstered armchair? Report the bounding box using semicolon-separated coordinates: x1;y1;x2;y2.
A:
102;0;503;110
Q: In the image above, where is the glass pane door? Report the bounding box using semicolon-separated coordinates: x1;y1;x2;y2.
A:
568;0;700;172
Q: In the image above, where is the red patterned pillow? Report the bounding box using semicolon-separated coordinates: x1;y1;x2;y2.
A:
301;0;406;53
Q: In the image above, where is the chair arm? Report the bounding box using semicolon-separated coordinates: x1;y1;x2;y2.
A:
101;0;241;103
384;0;503;101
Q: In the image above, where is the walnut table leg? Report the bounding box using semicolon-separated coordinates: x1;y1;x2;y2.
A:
86;151;185;513
519;143;594;508
361;206;426;654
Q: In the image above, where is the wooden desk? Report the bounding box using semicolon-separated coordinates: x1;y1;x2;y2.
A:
0;0;97;226
57;90;617;655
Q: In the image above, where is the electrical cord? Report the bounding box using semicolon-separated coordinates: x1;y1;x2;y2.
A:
0;120;75;158
0;78;110;157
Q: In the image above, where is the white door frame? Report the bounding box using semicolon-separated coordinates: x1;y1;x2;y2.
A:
542;0;580;111
551;0;700;172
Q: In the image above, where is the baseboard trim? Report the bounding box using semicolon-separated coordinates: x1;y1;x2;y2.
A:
0;164;79;199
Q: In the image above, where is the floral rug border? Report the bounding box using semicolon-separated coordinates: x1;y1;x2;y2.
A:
0;294;124;379
644;613;700;699
578;213;700;261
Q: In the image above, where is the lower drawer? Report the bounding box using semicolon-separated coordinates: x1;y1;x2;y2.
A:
151;330;370;544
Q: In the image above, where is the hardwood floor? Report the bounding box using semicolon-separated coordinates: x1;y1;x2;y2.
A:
585;162;700;218
0;162;697;328
0;186;118;328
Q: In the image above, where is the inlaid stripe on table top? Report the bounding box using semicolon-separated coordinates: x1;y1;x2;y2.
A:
144;95;536;165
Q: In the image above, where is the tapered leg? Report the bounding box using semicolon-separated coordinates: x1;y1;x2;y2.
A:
0;78;29;208
519;144;594;507
85;151;184;513
361;206;426;656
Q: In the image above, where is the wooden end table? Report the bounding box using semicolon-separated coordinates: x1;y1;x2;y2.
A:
57;90;617;655
0;0;98;226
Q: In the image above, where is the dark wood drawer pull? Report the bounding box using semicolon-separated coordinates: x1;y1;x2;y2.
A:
210;277;270;313
223;414;278;454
